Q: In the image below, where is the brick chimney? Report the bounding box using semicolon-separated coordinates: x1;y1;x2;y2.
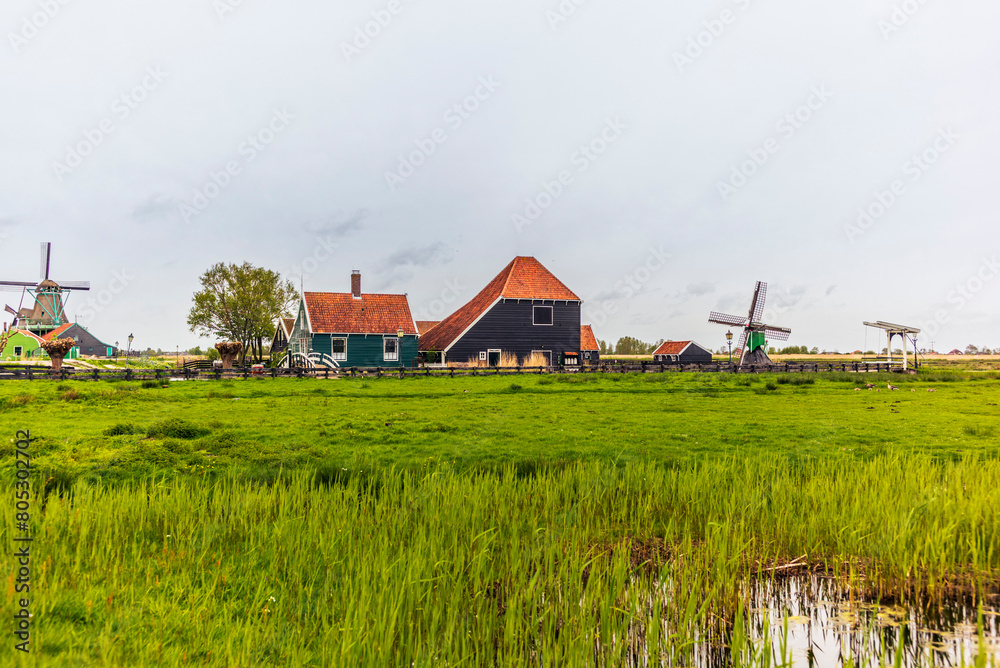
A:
351;270;361;299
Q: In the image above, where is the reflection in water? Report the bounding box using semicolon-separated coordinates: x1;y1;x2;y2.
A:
736;576;999;667
626;575;999;667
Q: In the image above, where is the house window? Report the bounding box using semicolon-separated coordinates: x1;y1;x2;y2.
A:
565;356;578;365
384;337;398;361
533;305;553;325
14;346;22;356
479;351;487;361
331;338;347;361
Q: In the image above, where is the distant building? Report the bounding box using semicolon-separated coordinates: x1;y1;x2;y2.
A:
288;271;418;367
948;349;963;355
417;256;581;367
271;317;295;356
580;325;600;365
652;340;713;364
42;323;116;358
0;329;45;361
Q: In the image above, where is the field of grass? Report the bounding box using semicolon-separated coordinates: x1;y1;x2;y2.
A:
2;371;999;665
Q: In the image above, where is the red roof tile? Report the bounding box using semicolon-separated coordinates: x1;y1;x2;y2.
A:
652;341;692;356
580;325;599;351
415;321;440;335
303;292;416;335
418;257;580;352
42;323;74;341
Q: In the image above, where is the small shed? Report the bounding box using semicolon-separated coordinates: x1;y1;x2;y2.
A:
1;329;45;361
652;340;713;364
580;325;600;365
271;318;295;355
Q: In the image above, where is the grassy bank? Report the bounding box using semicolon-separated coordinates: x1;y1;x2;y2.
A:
1;371;998;487
2;455;998;666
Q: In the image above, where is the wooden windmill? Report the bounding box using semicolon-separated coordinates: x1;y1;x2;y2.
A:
708;281;791;366
0;242;90;335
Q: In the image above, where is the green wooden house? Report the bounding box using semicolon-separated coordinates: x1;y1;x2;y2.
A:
288;271;419;368
1;329;45;361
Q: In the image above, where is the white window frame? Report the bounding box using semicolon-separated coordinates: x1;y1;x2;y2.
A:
479;351;487;361
533;305;554;326
331;337;347;361
383;336;399;362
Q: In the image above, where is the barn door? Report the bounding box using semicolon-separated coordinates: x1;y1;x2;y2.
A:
487;349;501;366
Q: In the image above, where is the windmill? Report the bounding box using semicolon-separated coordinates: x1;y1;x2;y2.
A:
0;242;90;335
708;281;791;366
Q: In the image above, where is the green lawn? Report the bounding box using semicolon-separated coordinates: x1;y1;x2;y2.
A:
1;370;998;486
2;371;1000;666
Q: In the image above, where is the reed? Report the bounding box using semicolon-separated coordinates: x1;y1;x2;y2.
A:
3;453;998;666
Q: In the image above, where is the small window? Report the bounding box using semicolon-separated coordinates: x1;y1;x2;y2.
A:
384;337;398;361
331;338;347;361
479;351;487;361
13;346;22;356
533;305;553;326
565;356;577;365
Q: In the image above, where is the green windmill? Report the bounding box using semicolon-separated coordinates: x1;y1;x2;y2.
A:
709;281;791;366
0;242;91;336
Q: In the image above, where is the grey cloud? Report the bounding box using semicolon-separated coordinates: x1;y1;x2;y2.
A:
131;194;179;223
686;282;715;297
305;209;370;236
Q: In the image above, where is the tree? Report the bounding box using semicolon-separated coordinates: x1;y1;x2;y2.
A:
965;344;979;355
187;262;296;365
188;346;203;356
613;337;662;355
598;339;610;355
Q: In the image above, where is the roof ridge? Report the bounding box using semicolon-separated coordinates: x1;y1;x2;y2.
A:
497;257;520;298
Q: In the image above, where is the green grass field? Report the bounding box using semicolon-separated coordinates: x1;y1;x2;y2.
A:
2;371;999;666
1;370;998;485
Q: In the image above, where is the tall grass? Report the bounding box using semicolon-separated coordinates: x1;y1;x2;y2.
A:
3;453;999;666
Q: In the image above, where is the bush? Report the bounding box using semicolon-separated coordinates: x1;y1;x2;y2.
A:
103;423;137;436
776;375;815;386
60;389;82;401
141;380;161;390
146;419;210;440
508;383;523;392
206;348;220;362
765;381;778;391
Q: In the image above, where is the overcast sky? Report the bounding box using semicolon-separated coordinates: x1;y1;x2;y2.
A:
1;0;997;353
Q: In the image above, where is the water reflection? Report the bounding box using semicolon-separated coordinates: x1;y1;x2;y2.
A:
703;576;998;667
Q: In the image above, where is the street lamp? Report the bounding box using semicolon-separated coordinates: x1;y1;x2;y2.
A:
115;341;119;360
726;330;733;364
126;333;133;369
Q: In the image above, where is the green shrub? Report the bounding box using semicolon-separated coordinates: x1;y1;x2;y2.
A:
765;381;778;391
508;383;523;392
776;375;815;386
103;423;137;436
146;419;210;440
141;380;161;390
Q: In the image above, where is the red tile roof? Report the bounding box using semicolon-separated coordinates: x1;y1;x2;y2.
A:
415;321;440;335
303;292;416;335
580;325;599;351
42;323;74;341
418;257;580;352
13;329;46;344
653;341;692;356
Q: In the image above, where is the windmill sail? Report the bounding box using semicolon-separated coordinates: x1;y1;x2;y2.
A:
707;280;791;367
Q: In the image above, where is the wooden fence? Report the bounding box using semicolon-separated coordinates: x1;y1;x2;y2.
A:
0;360;899;382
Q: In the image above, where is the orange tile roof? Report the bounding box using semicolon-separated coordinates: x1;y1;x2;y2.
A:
13;329;47;344
42;323;74;341
580;325;599;351
303;292;416;335
652;341;692;356
418;257;580;352
415;321;440;335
